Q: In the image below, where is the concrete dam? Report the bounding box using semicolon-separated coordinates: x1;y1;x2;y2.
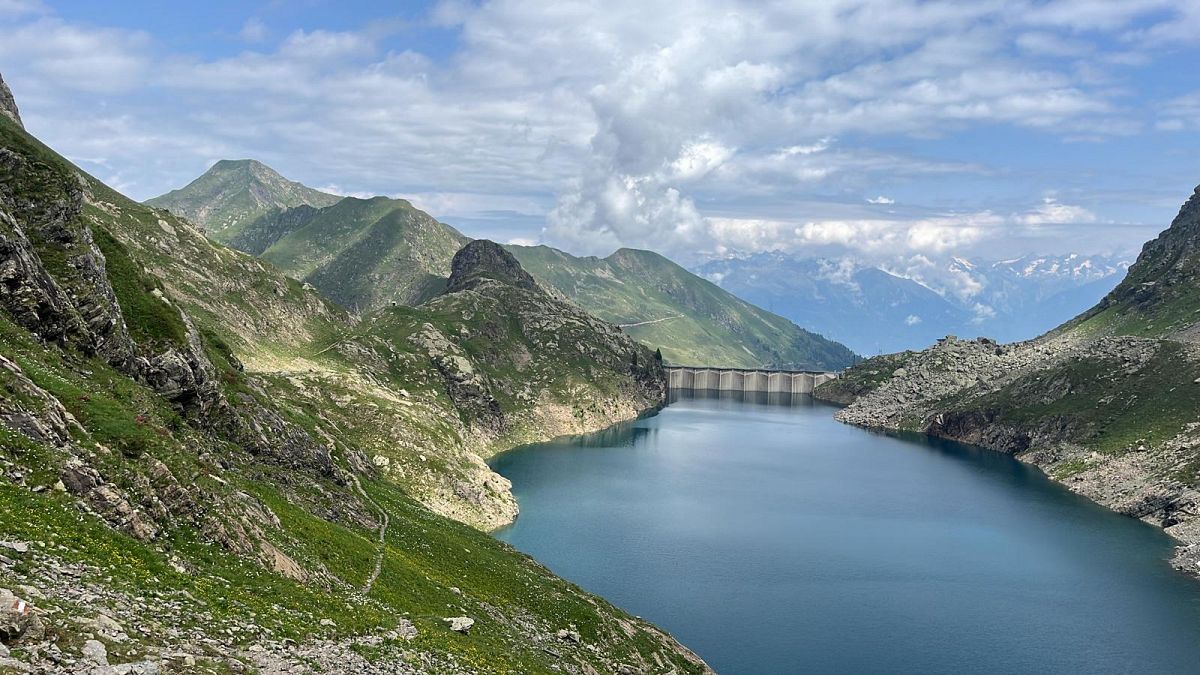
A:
666;366;838;395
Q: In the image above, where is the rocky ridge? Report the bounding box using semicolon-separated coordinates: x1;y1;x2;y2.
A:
0;74;19;129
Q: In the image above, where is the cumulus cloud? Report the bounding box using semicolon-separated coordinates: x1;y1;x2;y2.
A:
1015;197;1098;226
0;0;1191;261
905;314;922;326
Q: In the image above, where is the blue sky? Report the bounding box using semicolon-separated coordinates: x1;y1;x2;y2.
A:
2;0;1199;267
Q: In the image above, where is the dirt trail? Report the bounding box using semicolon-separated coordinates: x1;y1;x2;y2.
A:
351;475;389;594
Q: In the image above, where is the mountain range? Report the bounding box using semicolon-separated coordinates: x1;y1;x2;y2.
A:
0;81;711;673
698;252;1130;354
146;160;857;370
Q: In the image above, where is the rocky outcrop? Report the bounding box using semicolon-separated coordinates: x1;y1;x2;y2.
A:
0;74;20;129
0;203;89;347
60;458;160;542
445;239;541;294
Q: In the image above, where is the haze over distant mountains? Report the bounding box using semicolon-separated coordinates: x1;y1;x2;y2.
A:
698;252;1131;355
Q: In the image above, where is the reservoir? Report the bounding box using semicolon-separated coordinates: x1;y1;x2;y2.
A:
490;392;1200;674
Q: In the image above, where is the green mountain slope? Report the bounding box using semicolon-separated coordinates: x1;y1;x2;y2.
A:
509;244;858;370
154;161;848;369
0;87;708;673
145;158;342;241
817;183;1200;576
243;196;469;309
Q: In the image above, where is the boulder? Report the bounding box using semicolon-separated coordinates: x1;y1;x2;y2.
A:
0;589;42;643
443;616;475;634
81;639;108;666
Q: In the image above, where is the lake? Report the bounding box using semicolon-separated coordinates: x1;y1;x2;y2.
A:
490;392;1200;674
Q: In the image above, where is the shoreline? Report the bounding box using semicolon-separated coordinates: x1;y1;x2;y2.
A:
819;390;1200;578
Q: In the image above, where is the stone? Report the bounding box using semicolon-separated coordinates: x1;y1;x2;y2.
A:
0;541;28;554
443;616;474;634
556;628;582;644
0;590;41;642
81;639;108;666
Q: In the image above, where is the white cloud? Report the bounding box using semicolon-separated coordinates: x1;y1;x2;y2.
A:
0;0;1189;262
1015;197;1098;226
905;314;922;326
0;0;44;18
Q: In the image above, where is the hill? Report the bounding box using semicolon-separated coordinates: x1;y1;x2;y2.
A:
0;81;708;673
152;161;854;369
509;245;858;370
242;195;469;309
145;159;342;241
817;184;1200;577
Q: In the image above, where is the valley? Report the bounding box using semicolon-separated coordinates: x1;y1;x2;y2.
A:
2;2;1200;669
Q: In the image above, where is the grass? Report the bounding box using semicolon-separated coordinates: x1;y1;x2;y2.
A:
90;223;189;350
954;341;1200;456
508;244;857;370
1;110;709;672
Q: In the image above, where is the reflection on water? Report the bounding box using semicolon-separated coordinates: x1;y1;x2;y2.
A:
491;395;1200;674
667;388;826;408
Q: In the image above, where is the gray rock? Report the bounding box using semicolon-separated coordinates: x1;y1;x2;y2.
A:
81;639;108;666
443;616;474;634
0;589;41;642
0;72;21;128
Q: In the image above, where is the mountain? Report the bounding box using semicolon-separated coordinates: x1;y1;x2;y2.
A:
1072;187;1200;341
145;159;342;241
0;84;709;673
152;163;854;370
817;184;1200;577
699;252;1129;353
235;195;469;309
697;253;971;355
508;245;858;370
0;72;20;128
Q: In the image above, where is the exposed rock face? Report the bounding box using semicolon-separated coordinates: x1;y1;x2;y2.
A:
0;73;20;129
446;239;542;294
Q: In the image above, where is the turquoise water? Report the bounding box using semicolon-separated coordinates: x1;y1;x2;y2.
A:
490;392;1200;674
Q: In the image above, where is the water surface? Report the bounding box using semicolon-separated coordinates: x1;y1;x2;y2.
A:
491;393;1200;674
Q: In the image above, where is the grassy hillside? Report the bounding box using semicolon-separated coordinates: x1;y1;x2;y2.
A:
0;102;708;672
247;196;469;309
509;244;858;370
145;159;341;241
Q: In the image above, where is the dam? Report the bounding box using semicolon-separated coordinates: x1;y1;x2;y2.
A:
666;366;838;395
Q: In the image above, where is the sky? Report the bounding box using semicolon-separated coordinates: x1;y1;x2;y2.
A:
2;0;1199;266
